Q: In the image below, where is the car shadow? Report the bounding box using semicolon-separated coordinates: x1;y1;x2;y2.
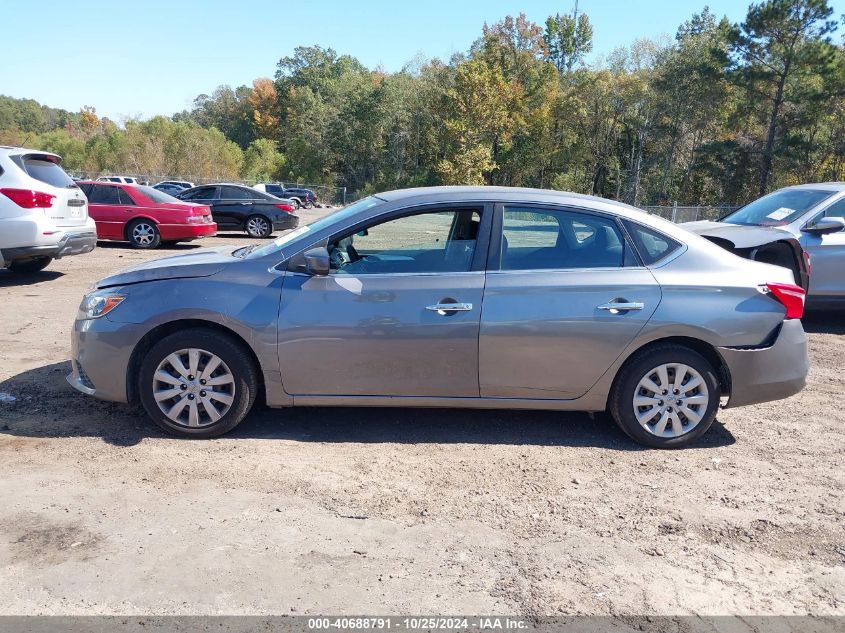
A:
96;241;203;251
0;269;64;287
0;361;736;451
803;311;845;335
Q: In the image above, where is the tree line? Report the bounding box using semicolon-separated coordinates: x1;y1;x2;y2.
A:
1;0;843;205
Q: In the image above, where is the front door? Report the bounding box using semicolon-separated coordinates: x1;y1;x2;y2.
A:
801;197;845;300
278;204;490;397
479;204;662;399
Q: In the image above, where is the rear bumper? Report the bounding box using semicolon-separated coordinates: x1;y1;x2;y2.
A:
720;318;809;408
1;230;97;262
273;215;299;231
159;222;218;240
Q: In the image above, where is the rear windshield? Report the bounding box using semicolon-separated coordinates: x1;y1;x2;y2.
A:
721;189;834;226
138;186;180;203
19;156;76;188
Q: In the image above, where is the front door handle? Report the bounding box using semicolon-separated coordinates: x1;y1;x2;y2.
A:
597;301;644;314
426;302;473;315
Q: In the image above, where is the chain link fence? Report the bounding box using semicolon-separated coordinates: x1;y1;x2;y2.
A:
66;170;348;206
637;203;739;223
65;170;739;218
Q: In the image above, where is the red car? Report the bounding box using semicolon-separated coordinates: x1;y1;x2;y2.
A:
79;181;216;249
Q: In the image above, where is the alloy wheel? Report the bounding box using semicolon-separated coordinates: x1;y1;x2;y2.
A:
632;363;709;438
152;348;236;428
246;216;270;237
132;223;156;246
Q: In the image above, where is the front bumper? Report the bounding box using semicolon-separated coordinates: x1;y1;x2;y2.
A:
719;318;809;408
67;316;145;403
1;230;97;263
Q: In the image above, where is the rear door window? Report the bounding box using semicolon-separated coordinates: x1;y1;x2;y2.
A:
501;207;633;270
118;189;136;205
88;185;121;205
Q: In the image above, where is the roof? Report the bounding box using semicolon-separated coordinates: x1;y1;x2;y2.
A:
780;182;845;192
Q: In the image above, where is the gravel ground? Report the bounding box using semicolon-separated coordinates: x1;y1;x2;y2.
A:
0;213;843;616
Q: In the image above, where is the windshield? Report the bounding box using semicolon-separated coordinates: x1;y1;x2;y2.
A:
722;189;834;226
243;196;381;259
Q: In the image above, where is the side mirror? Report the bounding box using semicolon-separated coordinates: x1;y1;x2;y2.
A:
803;217;845;236
303;246;330;276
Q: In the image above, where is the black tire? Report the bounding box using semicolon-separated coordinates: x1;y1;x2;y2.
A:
8;256;52;273
126;219;161;249
244;214;273;238
609;344;720;449
138;328;259;438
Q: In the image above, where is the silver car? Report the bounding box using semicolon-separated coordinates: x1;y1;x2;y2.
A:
684;183;845;307
68;187;810;448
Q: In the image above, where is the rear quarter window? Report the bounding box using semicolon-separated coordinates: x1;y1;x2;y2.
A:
622;220;682;265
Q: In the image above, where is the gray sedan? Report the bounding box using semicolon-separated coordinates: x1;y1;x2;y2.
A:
68;187;810;448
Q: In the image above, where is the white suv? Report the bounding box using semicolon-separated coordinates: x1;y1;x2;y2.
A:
96;176;138;184
0;147;97;273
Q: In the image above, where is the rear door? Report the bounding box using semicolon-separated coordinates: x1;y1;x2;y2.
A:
217;186;257;227
479;204;662;400
801;196;845;299
15;154;88;228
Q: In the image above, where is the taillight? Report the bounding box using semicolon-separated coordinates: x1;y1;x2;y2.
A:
275;203;295;213
765;282;805;319
1;188;55;208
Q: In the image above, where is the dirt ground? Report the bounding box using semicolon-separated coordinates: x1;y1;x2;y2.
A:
0;212;843;617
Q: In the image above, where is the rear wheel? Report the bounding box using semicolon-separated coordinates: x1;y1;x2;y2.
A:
245;215;272;238
127;219;161;249
138;328;259;438
609;344;720;448
8;257;52;273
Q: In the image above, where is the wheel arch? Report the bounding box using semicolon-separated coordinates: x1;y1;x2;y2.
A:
126;318;265;405
610;336;731;399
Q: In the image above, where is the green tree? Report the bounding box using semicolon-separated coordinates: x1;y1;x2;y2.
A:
730;0;840;195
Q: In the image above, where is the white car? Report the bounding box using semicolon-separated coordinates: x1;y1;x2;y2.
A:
0;147;97;273
97;176;138;185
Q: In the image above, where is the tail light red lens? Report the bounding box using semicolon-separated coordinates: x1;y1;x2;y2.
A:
1;188;56;208
765;282;806;319
275;203;295;213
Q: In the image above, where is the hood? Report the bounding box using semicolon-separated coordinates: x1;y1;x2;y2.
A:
680;220;797;249
96;246;238;288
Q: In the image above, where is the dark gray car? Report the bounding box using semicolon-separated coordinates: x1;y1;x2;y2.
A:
68;187;810;448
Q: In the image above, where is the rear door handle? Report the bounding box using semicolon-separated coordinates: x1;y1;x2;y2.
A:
597;301;644;313
426;302;473;315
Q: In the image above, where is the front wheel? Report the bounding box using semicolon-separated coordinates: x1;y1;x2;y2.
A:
245;215;272;238
8;256;52;273
138;328;259;438
609;344;720;448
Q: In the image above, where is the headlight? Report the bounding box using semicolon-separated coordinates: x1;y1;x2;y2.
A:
78;291;126;319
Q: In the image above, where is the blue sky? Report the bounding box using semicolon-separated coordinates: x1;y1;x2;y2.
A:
3;0;844;121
